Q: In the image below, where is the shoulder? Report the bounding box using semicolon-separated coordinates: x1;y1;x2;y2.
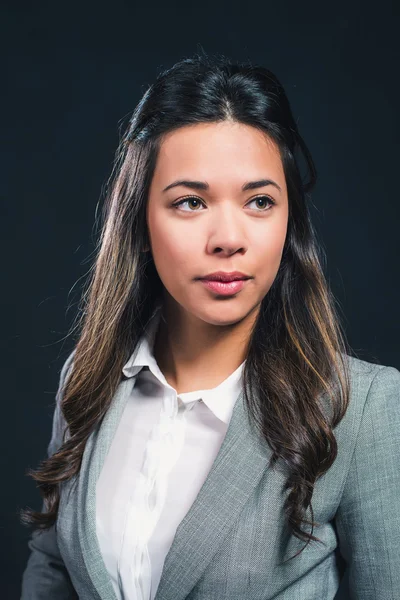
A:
346;352;400;435
334;352;400;460
332;356;400;595
59;349;76;388
47;349;76;458
343;352;400;412
314;355;400;505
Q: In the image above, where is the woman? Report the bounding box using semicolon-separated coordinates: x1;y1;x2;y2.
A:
20;52;400;600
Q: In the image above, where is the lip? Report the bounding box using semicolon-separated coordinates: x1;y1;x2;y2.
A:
198;271;251;282
199;278;249;296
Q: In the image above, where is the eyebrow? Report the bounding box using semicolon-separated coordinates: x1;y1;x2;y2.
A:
162;178;282;194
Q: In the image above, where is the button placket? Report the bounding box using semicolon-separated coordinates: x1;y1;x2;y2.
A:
117;391;190;600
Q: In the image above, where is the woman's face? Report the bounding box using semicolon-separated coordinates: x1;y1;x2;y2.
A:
146;121;289;327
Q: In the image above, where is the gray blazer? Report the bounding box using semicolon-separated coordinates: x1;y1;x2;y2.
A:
21;351;400;600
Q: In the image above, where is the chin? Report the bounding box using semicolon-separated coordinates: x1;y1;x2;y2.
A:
190;300;257;327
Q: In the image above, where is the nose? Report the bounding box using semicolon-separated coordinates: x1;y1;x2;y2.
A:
206;207;247;256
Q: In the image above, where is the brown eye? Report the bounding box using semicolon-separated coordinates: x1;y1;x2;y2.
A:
172;195;275;212
247;196;275;210
172;196;205;211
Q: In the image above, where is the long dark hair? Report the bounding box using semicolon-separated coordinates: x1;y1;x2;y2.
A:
20;51;352;560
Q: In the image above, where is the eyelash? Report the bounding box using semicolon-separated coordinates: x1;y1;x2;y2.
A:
171;195;276;212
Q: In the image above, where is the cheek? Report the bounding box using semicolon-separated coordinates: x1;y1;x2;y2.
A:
256;219;287;259
150;224;196;283
253;220;288;287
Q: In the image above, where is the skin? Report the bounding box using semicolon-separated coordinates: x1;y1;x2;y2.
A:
146;120;289;394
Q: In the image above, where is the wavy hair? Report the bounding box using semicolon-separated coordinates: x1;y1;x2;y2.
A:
20;50;352;560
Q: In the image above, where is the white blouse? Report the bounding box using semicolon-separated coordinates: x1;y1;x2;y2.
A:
96;303;245;600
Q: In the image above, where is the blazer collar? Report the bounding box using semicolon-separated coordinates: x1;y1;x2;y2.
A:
77;373;275;600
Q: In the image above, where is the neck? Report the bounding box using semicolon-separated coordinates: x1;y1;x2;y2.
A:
153;296;258;395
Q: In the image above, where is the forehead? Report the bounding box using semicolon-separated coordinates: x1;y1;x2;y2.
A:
152;121;286;192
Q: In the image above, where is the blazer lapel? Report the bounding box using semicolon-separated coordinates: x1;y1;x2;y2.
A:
154;390;274;600
77;376;136;600
76;377;275;600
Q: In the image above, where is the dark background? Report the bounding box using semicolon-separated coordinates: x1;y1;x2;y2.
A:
3;1;399;597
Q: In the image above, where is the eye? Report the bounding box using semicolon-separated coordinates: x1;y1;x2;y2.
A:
247;195;276;211
172;196;205;211
171;195;276;212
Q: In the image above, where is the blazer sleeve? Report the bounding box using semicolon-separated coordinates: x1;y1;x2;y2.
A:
21;350;78;600
334;364;400;599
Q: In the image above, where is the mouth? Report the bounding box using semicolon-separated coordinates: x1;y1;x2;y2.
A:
199;278;249;296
